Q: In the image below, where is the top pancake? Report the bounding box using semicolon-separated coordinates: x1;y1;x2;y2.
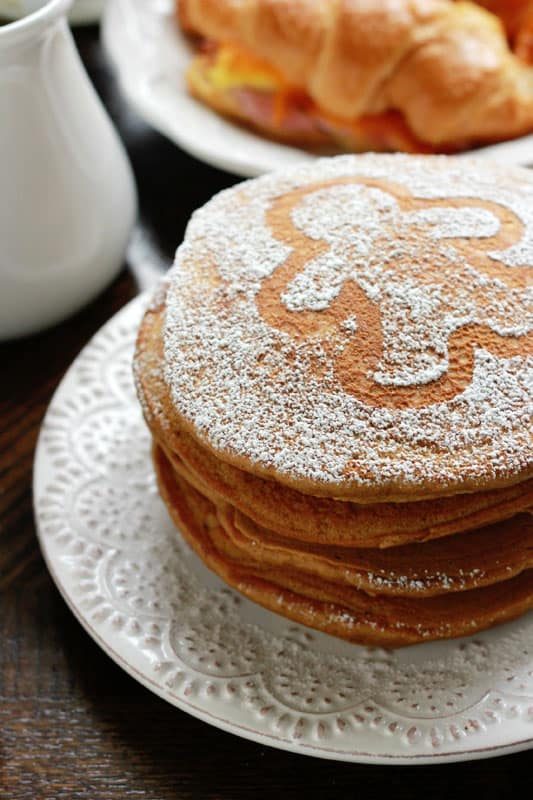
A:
138;154;533;502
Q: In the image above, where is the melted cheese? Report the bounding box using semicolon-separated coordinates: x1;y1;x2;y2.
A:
207;43;286;91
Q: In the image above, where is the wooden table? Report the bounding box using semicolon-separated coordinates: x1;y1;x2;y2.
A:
1;24;531;799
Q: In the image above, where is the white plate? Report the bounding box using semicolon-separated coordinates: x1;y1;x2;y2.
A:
33;294;533;764
102;0;533;177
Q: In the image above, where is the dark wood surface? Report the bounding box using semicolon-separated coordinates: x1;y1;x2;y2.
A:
1;23;531;800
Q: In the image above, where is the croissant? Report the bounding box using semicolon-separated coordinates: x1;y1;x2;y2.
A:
473;1;533;60
178;0;533;152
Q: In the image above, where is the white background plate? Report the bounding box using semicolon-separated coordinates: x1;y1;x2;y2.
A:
34;295;533;764
102;0;533;177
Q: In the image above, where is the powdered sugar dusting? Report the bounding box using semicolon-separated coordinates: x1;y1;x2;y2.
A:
364;568;486;594
402;207;501;239
163;155;532;491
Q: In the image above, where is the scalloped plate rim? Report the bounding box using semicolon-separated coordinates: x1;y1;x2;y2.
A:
31;538;533;764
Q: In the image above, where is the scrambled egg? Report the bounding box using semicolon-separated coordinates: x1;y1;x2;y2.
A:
206;43;286;91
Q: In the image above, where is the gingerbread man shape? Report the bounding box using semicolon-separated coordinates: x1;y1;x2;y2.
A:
256;177;532;409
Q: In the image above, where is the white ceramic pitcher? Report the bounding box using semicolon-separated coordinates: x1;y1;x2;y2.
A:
0;0;137;339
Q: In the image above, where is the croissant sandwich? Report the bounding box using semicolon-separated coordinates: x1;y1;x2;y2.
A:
177;0;533;153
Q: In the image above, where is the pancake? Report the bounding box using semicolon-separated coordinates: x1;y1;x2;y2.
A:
134;153;533;647
225;506;533;599
161;431;533;548
154;446;533;648
158;443;533;598
137;296;532;549
135;155;532;503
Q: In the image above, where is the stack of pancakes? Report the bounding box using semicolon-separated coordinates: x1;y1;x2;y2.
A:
135;154;533;647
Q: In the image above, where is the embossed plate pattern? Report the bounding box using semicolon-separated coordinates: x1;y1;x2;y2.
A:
34;295;533;763
102;0;533;177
